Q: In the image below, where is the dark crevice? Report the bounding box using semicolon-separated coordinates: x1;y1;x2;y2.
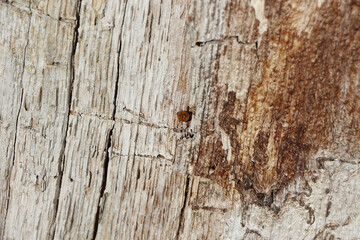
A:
2;2;32;235
111;39;122;119
158;0;162;25
195;41;204;46
146;0;153;43
50;0;82;239
91;124;114;240
92;1;128;239
194;36;259;47
11;89;24;168
175;175;190;240
194;39;221;47
148;15;154;43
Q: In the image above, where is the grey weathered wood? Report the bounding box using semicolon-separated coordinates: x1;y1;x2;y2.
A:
0;3;30;237
1;0;77;239
1;0;359;239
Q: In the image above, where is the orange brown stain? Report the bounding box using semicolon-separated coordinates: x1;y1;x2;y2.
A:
192;0;360;204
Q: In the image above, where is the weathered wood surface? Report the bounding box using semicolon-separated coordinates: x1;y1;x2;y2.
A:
0;0;359;239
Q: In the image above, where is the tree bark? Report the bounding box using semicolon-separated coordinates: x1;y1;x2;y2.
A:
0;0;359;239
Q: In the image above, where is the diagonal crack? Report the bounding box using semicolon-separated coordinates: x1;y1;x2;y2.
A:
91;1;129;239
175;175;191;240
2;2;32;236
91;122;114;240
50;0;83;239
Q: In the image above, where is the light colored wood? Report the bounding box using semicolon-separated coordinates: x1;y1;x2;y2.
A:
1;0;76;239
0;3;30;237
0;0;359;239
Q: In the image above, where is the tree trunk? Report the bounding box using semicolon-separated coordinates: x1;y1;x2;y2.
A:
0;0;359;239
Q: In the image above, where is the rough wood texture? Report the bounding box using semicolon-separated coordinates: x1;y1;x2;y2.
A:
0;0;359;239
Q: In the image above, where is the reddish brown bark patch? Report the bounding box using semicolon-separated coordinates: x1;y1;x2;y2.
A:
193;0;360;202
253;131;270;168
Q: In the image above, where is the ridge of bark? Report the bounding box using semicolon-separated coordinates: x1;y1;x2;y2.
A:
92;1;129;239
2;2;32;236
50;0;83;238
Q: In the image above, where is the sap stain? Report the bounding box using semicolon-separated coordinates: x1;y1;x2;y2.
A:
193;0;360;206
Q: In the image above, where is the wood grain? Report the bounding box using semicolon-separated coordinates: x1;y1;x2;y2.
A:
1;0;359;239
